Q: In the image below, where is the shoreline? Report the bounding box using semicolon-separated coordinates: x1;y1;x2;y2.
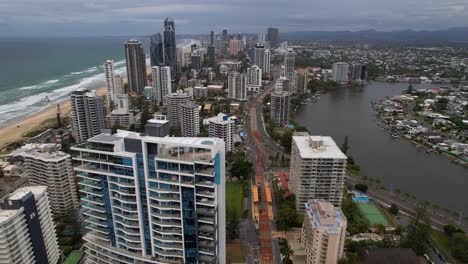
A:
0;66;152;150
0;85;107;150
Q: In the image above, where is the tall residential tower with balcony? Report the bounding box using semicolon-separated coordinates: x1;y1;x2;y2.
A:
71;131;226;264
7;144;79;217
301;200;347;264
290;134;347;211
0;186;60;264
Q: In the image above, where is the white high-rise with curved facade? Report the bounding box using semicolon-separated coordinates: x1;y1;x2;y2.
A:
71;131;226;264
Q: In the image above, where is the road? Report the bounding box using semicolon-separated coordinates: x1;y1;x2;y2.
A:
247;78;278;264
249;77;468;234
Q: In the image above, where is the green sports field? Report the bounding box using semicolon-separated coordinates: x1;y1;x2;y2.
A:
357;203;389;226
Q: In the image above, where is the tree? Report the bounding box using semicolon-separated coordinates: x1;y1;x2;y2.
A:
228;153;253;179
276;207;299;231
139;101;151;132
403;204;431;255
443;224;464;236
390;204;399;215
354;184;368;193
279;238;294;264
226;209;240;240
279;130;293;152
406;84;414;94
449;232;468;262
341;136;350;155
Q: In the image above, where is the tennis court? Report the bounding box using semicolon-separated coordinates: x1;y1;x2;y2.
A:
358;203;389;226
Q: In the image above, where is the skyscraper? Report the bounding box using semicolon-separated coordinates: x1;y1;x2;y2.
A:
210;31;214;46
150;33;164;67
247;65;262;86
332;62;350;83
229;38;239;56
284;48;296;91
264;49;271;74
270;90;291;126
166;90;192;128
253;44;266;70
208;113;235;153
181;101;200;137
207;46;216;67
227;72;247;101
151;66;172;105
267;27;279;48
71;131;226;264
104;60;116;109
125;39;147;94
290;134;347;211
222;29;228;42
163;17;177;74
8;144;79;217
70;88;105;143
301;200;347;264
0;186;60;264
191;53;202;71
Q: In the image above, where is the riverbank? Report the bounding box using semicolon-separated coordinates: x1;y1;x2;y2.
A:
294;81;468;214
0;86;107;150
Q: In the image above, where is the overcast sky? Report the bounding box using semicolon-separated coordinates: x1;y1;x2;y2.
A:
1;0;467;37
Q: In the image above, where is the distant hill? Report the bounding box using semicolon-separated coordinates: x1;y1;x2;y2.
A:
280;27;468;42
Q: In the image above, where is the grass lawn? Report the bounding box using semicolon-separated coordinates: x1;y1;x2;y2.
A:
431;230;458;263
357;203;389;226
227;241;247;263
273;127;286;137
226;181;243;217
63;250;84;264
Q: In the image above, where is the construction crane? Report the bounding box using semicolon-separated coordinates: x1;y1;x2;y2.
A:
45;96;61;128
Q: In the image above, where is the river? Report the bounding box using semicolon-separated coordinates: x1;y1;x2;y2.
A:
295;81;468;213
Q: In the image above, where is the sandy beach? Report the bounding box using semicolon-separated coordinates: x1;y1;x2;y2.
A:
0;86;107;149
0;66;154;150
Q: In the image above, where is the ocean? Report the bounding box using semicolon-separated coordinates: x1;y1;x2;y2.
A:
0;37;197;126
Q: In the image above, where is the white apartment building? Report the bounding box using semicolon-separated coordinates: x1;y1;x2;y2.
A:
207;113;235;153
70;88;105;144
270;90;291;127
275;76;290;92
284;48;296;91
264;49;271;74
7;144;79;217
0;186;60;264
332;62;350;83
301;200;347;264
181;101;200;137
71;131;226;264
166;90;192;129
290;134;347;211
104;60;116;109
227;72;247;101
247;65;262;86
152;66;172;105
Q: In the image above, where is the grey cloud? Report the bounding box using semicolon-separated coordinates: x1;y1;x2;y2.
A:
0;0;467;36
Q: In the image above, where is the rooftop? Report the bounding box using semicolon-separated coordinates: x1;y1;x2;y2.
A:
305;199;346;234
207;113;234;124
293;135;347;159
8;143;70;162
8;186;47;200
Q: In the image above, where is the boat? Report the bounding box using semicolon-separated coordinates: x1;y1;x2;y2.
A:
391;134;400;139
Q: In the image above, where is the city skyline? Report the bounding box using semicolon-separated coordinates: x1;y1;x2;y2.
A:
1;0;468;37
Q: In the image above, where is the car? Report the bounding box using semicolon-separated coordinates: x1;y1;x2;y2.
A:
423;254;430;261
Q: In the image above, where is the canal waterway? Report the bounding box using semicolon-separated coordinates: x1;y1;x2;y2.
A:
295;82;468;213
